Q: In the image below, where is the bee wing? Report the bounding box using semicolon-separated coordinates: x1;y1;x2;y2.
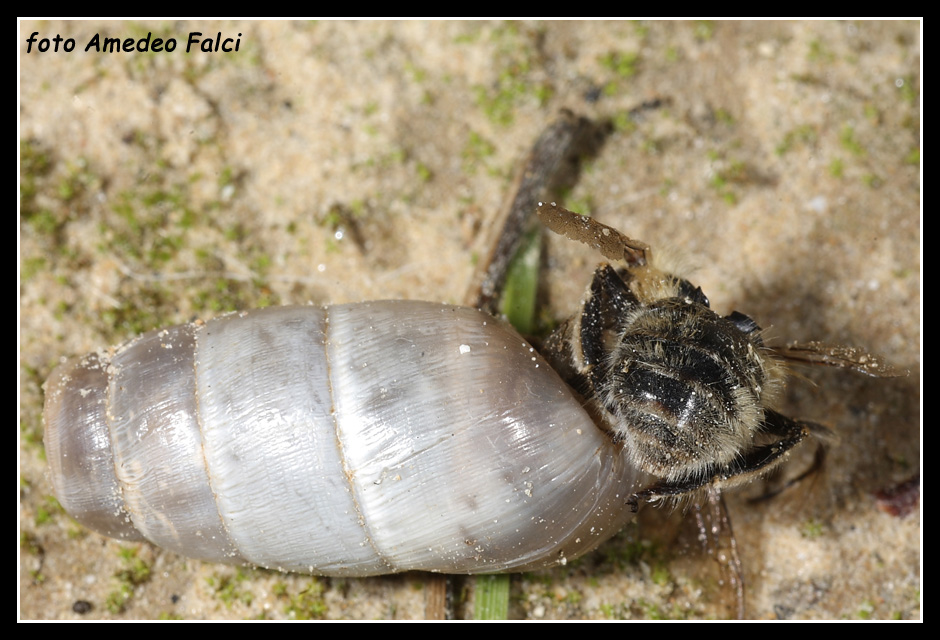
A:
631;488;746;619
689;489;746;620
772;342;906;378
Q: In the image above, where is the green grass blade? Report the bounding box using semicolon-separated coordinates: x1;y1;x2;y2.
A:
498;228;541;335
473;574;511;620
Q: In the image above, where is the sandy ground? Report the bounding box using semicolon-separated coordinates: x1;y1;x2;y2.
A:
20;20;920;620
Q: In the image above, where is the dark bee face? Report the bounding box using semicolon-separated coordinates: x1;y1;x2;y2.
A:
601;297;774;482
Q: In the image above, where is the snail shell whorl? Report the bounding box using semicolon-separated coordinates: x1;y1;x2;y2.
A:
44;303;638;575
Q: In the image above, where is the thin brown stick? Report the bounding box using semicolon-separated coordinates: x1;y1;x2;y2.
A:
464;110;589;312
424;575;452;620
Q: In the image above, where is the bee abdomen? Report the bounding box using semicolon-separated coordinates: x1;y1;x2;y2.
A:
603;300;770;478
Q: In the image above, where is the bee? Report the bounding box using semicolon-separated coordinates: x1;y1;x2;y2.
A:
536;202;897;506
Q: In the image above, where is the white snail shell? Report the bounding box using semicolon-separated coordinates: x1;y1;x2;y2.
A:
44;301;639;576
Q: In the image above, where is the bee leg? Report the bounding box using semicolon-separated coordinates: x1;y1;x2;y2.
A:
536;202;650;265
580;265;640;371
748;442;827;504
633;409;816;503
542;264;642;397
